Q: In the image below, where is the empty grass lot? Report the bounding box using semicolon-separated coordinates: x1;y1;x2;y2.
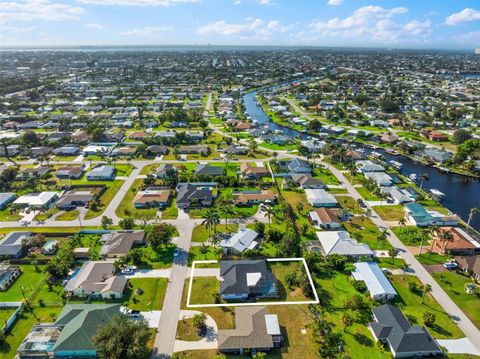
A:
189;277;220;305
127;278;168;311
344;216;393;250
432;271;480;330
372;205;405;221
191;224;238;242
335;195;363;214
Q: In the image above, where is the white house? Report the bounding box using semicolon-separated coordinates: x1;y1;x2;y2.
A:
220;228;258;254
365;172;393;187
355;160;385;173
352;262;397;302
13;192;59;209
381;187;414;204
314;231;374;259
305;189;338;207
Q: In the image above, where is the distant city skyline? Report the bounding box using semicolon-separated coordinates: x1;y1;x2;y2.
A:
0;0;479;49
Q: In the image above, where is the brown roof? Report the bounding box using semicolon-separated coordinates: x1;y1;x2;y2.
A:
239;163;269;175
233;190;276;204
313;207;340;224
455;255;480;275
218;306;274;351
433;227;477;252
133;190;170;204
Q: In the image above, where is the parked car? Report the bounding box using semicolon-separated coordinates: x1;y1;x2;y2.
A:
443;262;458;269
173;247;180;257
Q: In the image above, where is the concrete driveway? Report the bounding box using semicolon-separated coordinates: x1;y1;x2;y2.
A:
122;269;171;279
140;311;162;328
437;337;480;356
173;310;218;352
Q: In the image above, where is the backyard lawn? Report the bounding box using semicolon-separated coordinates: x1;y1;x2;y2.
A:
189;277;220;305
2;265;46;302
126;278;168;311
432;271;480;330
372;205;405;221
269;261;314;302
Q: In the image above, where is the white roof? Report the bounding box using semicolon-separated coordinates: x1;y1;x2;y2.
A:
305;189;337;204
220;229;258;253
14;192;58;206
265;314;281;335
352;262;397;297
246;272;262;287
316;231;374;256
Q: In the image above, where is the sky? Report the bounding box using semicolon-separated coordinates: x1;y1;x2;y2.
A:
0;0;479;49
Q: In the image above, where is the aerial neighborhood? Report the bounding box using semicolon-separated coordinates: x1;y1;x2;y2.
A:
0;47;479;359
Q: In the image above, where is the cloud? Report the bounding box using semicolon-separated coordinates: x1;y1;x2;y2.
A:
445;8;480;26
308;5;433;43
198;18;288;38
0;0;84;23
327;0;343;6
119;26;173;35
1;25;36;34
85;23;105;29
77;0;196;6
258;0;274;5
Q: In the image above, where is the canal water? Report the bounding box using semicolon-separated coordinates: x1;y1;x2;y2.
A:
242;91;480;230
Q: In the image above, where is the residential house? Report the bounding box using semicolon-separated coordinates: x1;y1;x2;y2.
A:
218;306;282;354
13;192;59;209
0;145;21;157
405;203;458;227
422;148;452;164
100;231;145;258
223;145;248;155
86;165;116;181
64;261;127;299
288;174;325;189
305;189;338;207
146;145;169;156
286;158;311;174
17;166;51;179
17;304;121;359
239;163;269;180
30;146;52;158
0;262;22;290
53;146;80;156
0;193;16;210
178;145;209;155
133;189;170;209
352;262;397;302
381;187;414;204
233;190;276;206
56;190;94;209
220;260;278;301
455;255;480;282
194;164;224;177
308;207;342;229
56;165;85;179
365;172;393;187
220;228;259;254
0;232;32;258
176;182;217;210
356;160;385;173
369;304;442;358
309;231;374;259
432;227;480;255
156;164;177;179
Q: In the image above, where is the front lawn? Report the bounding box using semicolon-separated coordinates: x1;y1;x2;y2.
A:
116;179;158;220
188;245;220;264
372;205;405;221
176;318;202;341
432;271;480;330
161;198;178;219
335;195;363;214
128;245;175;269
191;224;238;242
391;226;425;246
126;278;168;311
356;186;381;201
416;253;451;266
84;180;123;220
55;210;79;221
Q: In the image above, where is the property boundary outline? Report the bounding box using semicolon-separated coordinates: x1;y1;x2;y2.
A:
186;257;319;308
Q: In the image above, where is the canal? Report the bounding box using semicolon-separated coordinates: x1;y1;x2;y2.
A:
242;91;480;231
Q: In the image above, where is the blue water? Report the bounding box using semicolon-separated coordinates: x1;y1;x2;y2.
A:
242;91;480;231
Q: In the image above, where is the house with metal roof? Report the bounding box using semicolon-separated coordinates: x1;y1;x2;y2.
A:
369;304;442;358
13;192;59;209
17;304;121;359
356;160;385;173
310;231;374;259
86;165;116;181
305;189;338;207
220;260;278;301
405;203;458;227
352;262;397;302
218;306;282;355
220;228;259;254
0;192;16;210
0;232;32;258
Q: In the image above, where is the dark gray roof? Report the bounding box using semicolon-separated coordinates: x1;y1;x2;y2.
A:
0;232;31;256
220;260;277;296
176;183;213;205
371;304;442;355
194;164;224;176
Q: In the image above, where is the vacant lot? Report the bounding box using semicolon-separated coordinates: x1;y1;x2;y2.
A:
372;205;405;221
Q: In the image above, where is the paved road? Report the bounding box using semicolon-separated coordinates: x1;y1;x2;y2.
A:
325;162;480;352
151;214;198;358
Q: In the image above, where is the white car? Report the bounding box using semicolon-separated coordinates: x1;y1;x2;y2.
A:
443;262;458;269
174;248;180;257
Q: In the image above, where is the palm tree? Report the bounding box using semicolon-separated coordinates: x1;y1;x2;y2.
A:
439;230;454;254
272;151;278;162
398;217;407;228
199;244;209;259
419;174;429;190
220;205;235;230
388;248;398;264
418;228;430;256
467;208;479;229
341;313;353;333
264;205;275;227
192;313;207;335
421;284;432;304
428;225;439;256
201;209;216;239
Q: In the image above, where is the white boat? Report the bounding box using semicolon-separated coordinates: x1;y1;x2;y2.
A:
430;189;445;199
389;160;403;170
370;151;383;159
408;173;417;181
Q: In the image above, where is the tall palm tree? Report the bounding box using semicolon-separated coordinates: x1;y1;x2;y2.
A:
467;208;479;229
201;209;215;239
264;205;275;227
439;230;454;254
421;284;432;304
418;228;430;256
428;225;439;256
220;205;235;230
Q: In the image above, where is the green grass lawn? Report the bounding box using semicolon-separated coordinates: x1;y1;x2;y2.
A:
128;245;175;269
162;198;178;219
114;164;134;176
84;180;123;220
0;208;21;221
55;210;79;221
335;195;363;214
344;216;393;250
2;265;46;302
389;275;463;339
176;318;202;341
116;179;159;220
191;224;238;242
356;186;381;201
374;257;407;270
188;245;220;264
312;167;340;185
269;261;313;302
126;278;168;311
0;308;16;324
392;226;426;246
189;277;220;305
372;205;405;221
416;252;451;266
432;271;480;330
